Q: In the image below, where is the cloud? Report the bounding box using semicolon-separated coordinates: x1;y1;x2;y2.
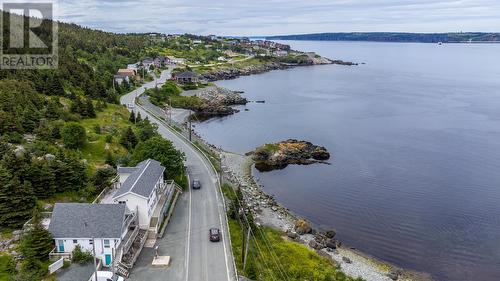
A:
55;0;500;35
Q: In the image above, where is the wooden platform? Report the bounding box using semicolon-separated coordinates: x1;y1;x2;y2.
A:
152;256;170;267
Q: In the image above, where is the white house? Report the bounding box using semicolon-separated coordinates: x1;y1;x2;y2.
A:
48;203;139;269
166;56;186;65
114;159;175;234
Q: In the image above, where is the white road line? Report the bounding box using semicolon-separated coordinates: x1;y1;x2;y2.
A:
141;105;233;281
185;172;192;281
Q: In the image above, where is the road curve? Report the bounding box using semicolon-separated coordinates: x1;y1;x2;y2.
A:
120;69;236;281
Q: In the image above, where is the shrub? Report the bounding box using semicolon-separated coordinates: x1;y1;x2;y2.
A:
72;245;93;264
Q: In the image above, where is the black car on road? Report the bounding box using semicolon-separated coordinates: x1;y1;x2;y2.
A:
209;228;221;242
192;179;201;189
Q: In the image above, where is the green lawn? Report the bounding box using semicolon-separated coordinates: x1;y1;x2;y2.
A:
79;104;130;168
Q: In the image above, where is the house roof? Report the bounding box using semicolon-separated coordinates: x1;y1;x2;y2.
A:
49;203;126;239
114;159;165;199
175;71;199;79
117;69;135;76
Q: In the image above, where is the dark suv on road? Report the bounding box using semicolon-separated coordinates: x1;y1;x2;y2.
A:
209;228;221;242
192;179;201;189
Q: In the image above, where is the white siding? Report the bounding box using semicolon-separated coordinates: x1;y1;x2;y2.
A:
55;238;120;264
113;174;164;229
115;194;149;229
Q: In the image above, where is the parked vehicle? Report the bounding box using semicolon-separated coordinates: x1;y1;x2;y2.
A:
192;179;201;189
209;228;221;242
90;271;125;281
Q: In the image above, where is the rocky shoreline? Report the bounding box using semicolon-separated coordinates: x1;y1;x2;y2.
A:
219;151;432;281
248;139;330;171
201;58;357;81
181;86;248;118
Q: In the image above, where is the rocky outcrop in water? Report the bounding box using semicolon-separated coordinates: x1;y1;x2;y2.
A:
250;139;330;171
184;86;248;119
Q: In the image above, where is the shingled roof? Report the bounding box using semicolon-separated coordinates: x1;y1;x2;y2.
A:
175;71;199;79
49;203;126;238
114;159;165;199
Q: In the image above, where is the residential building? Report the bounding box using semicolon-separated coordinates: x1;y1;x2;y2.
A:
113;159;175;234
274;50;289;57
115;68;136;84
173;71;200;84
166;56;186;65
48;203;140;269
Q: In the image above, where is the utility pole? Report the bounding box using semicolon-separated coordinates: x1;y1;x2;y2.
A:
243;226;251;270
219;152;223;186
92;237;98;281
188;110;192;141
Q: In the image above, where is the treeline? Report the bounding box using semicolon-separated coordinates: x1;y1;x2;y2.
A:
266;32;500;43
0;11;155;104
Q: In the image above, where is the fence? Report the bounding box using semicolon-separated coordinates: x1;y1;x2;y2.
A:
48;257;64;274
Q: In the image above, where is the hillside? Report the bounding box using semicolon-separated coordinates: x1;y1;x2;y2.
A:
266;32;500;43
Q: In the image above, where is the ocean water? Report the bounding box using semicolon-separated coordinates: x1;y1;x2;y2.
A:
194;41;500;281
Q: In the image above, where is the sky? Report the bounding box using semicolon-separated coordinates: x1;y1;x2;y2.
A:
53;0;500;35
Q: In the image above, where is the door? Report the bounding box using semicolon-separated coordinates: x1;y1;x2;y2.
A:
105;254;112;266
57;240;64;252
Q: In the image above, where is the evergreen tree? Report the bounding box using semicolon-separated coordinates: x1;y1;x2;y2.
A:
105;151;115;167
119;127;138;150
26;159;56;198
84;97;96;117
129;111;136;123
45;97;63;120
70;97;85;116
61;122;86;149
20;211;53;261
136;118;159;141
0;165;36;228
50;75;66;96
136;111;142;122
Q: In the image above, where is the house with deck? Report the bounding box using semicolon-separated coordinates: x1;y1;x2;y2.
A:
113;159;178;235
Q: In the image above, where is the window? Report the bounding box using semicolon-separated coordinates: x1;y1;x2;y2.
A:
73;239;78;244
104;239;110;248
89;239;93;245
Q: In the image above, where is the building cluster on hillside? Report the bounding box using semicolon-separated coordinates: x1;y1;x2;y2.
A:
44;159;182;277
114;55;185;84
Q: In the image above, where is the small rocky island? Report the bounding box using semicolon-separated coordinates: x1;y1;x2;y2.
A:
249;139;330;171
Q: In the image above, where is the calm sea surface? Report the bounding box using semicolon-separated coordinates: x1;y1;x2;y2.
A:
194;41;500;281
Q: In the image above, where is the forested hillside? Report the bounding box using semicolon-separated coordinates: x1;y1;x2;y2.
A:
0;12;173;229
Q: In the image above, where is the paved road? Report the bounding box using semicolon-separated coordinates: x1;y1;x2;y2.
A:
120;69;236;281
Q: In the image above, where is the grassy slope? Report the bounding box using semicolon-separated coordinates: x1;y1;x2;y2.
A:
79;103;130;168
222;184;361;281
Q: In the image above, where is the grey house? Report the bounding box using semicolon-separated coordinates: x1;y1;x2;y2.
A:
173;71;200;84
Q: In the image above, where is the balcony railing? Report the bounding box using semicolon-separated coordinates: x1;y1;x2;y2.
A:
49;247;72;261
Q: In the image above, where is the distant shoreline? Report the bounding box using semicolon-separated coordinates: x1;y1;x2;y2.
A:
263;32;500;43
